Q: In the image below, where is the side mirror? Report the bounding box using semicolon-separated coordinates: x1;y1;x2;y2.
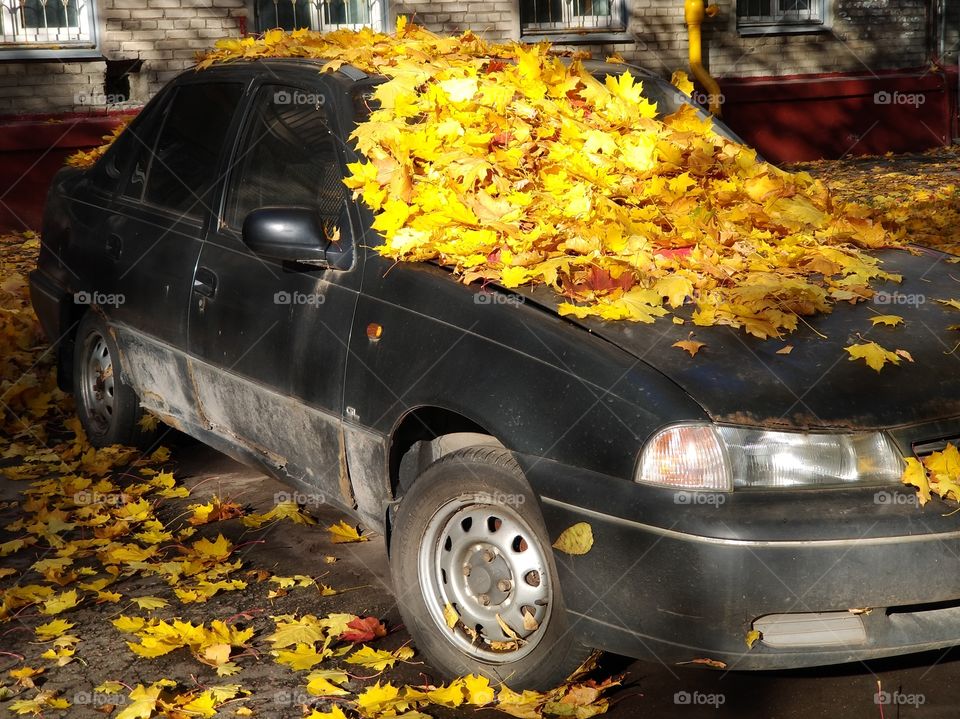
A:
242;207;344;266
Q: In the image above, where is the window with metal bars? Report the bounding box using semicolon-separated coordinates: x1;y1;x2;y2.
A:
520;0;625;36
0;0;97;56
736;0;827;33
254;0;383;32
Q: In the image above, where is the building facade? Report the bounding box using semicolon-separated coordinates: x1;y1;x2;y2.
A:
0;0;957;230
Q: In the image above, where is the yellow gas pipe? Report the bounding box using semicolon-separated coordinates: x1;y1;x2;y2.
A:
684;0;722;116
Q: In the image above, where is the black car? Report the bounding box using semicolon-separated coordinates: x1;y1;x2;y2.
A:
30;57;960;690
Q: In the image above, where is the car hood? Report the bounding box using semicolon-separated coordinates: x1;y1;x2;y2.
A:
516;247;960;431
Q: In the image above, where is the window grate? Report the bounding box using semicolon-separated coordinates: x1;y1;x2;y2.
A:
736;0;825;31
520;0;624;35
255;0;382;32
0;0;94;46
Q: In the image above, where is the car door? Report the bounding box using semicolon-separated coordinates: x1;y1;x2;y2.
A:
186;79;363;505
103;79;247;427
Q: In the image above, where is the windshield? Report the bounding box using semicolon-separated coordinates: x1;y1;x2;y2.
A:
350;65;748;147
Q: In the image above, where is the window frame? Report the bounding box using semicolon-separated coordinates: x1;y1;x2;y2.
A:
252;0;384;33
0;0;100;60
736;0;831;35
519;0;628;44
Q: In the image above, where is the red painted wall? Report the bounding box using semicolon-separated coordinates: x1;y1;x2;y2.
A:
718;66;958;164
0;111;135;233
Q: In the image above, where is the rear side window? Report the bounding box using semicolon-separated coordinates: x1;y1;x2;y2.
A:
226;84;346;229
142;82;244;219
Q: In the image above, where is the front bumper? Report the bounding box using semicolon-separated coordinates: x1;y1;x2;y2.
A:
521;455;960;670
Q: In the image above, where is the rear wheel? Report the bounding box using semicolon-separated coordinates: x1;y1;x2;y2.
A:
73;313;153;448
390;446;591;690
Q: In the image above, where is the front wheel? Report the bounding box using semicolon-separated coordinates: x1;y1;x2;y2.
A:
390;446;591;690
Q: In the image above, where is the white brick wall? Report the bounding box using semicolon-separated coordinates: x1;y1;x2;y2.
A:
0;0;941;116
0;0;246;115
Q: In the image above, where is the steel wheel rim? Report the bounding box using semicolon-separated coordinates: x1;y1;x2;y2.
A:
418;495;553;663
79;330;115;436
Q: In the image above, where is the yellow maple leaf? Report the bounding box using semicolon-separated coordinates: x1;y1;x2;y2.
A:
356;682;402;716
673;339;705;357
670;69;694;96
345;645;397;671
901;457;930;506
552;522;594;555
40;589;79;615
870;314;903;327
844;341;901;372
328;520;368;543
273;642;330;671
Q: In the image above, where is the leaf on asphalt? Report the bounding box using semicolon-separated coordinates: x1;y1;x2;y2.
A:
745;629;762;649
552;522;594;555
273;642;331;671
339;615;387;643
131;596;168;610
345;645;399;671
328;519;368;543
242;500;317;528
34;619;74;641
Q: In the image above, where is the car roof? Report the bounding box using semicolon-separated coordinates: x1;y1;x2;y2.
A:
191;55;662;90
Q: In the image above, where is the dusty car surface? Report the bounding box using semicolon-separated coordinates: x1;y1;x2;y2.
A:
30;57;960;690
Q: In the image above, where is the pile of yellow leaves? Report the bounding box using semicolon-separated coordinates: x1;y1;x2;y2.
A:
794;146;960;255
902;442;960;506
198;20;902;339
64;122;127;169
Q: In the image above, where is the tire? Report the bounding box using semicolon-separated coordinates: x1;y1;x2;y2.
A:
72;312;154;448
390;446;591;690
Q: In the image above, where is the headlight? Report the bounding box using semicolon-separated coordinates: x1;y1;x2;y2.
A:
637;423;903;490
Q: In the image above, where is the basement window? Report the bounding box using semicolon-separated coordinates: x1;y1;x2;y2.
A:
736;0;829;34
254;0;383;32
0;0;99;59
520;0;627;42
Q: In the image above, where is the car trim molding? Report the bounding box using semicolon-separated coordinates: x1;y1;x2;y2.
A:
541;496;956;547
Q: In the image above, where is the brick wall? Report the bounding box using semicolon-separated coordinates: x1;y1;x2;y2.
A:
0;0;246;116
392;0;935;80
0;0;945;117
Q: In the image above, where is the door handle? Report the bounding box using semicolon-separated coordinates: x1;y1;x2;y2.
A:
106;234;123;260
193;267;218;298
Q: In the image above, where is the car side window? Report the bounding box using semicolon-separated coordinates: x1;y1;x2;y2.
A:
140;82;244;219
226;85;347;232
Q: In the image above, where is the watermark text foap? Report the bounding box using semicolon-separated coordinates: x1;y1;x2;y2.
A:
274;490;325;507
873;290;924;307
74;691;122;707
472;491;526;507
274;90;325;107
74;91;128;106
874;490;919;508
274;291;326;307
475;291;524;307
873;90;925;108
75;290;125;308
274;689;312;706
73;490;123;506
674;690;726;708
691;91;725;109
674;491;726;507
874;690;925;707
